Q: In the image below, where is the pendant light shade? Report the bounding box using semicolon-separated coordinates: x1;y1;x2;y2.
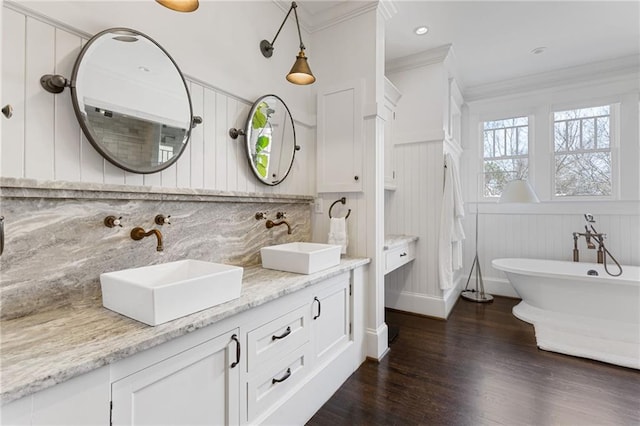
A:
156;0;199;13
286;51;316;85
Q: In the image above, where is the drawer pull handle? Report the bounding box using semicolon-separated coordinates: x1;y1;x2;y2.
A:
230;334;241;368
272;368;292;384
313;296;321;320
400;252;407;257
272;326;292;341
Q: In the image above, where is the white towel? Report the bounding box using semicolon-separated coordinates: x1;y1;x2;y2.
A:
328;217;348;254
438;153;466;289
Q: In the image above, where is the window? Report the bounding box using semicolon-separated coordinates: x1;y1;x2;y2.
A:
553;105;611;197
482;117;529;197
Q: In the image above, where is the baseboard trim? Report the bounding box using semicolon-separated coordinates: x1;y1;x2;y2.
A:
365;323;389;360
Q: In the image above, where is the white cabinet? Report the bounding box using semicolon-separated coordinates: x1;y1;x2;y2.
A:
384;78;402;191
111;329;240;426
311;273;351;366
384;239;416;275
317;80;363;193
1;367;110;426
2;265;366;426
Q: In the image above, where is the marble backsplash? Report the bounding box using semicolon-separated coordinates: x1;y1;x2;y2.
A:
0;178;313;320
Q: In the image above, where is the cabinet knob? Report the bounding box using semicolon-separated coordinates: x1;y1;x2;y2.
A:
2;104;13;119
354;175;359;181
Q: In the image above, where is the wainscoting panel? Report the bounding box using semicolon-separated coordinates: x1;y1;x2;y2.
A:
385;140;445;303
1;5;314;196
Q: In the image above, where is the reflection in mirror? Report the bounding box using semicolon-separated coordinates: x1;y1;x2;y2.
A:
71;28;194;173
245;95;297;186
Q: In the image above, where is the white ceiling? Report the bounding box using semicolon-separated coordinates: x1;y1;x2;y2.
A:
298;0;640;90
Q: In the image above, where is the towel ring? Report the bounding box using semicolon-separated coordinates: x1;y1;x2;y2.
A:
328;197;351;219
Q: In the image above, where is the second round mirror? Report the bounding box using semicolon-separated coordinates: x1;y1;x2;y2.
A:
244;95;297;186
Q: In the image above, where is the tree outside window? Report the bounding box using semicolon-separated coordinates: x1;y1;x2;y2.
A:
482;117;529;197
554;105;611;197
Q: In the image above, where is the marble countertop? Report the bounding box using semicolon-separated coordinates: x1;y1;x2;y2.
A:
384;234;419;251
0;258;369;405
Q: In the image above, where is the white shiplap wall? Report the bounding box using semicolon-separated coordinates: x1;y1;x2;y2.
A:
1;7;315;196
384;140;446;311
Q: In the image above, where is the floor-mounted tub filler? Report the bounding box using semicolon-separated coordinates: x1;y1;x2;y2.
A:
493;258;640;370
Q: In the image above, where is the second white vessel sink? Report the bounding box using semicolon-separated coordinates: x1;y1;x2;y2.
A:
101;259;243;326
260;242;341;274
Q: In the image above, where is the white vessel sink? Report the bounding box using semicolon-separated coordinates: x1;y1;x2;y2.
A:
100;260;243;326
260;242;341;274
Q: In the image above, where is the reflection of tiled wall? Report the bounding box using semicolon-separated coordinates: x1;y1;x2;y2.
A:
86;108;156;168
0;179;313;320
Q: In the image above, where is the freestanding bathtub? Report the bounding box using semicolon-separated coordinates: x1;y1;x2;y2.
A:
492;258;640;369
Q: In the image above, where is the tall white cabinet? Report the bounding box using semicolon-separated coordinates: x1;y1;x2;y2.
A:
316;80;364;193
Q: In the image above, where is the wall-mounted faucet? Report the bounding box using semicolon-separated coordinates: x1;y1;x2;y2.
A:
131;227;164;251
266;219;292;234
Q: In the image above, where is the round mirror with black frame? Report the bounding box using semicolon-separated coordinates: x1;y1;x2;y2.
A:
244;95;297;186
69;28;194;174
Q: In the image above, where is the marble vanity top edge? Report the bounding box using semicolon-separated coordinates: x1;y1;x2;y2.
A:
0;258;369;405
0;177;314;203
384;234;419;250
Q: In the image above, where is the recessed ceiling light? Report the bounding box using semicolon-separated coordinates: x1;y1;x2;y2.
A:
531;46;547;55
415;26;429;36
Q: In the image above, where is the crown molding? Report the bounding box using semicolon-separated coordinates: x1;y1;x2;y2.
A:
464;55;640;102
275;0;379;33
378;0;398;21
385;44;453;74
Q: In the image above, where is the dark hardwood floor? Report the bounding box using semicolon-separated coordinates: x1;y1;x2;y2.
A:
307;297;640;425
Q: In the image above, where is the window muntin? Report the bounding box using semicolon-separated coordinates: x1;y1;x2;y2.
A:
553;105;611;197
482;117;529;197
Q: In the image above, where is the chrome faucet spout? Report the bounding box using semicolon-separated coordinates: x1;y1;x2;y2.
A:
131;227;164;251
265;219;292;234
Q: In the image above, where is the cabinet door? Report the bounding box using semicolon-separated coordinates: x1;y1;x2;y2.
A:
111;329;240;426
311;273;351;366
317;81;363;193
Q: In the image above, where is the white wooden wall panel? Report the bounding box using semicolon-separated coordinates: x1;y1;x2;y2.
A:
385;141;444;300
25;18;55;181
53;28;82;182
202;88;216;189
1;7;314;196
1;8;26;178
189;83;204;189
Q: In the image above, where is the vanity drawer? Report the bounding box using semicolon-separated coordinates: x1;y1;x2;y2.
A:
246;344;310;423
246;304;310;373
385;241;416;274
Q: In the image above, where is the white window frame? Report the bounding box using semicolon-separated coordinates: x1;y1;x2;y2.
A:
550;102;619;201
478;114;533;200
